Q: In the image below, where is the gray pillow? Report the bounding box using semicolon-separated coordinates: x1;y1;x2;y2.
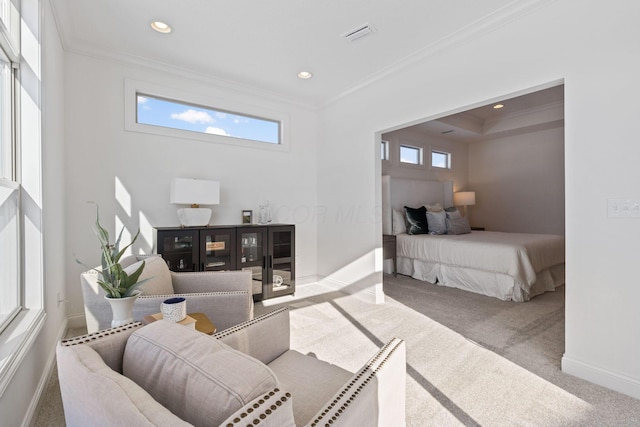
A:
128;255;174;296
446;216;471;235
123;321;280;426
426;210;447;235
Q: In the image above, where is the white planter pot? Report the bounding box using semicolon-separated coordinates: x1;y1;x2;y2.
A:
105;292;140;328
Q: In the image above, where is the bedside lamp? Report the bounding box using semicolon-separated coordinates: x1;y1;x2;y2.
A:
170;178;220;227
453;191;476;218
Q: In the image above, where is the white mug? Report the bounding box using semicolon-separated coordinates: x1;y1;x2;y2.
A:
161;297;187;322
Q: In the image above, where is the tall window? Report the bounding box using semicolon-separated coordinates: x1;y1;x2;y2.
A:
137;94;281;145
0;50;18;332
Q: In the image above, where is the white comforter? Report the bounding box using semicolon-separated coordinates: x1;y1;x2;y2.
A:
397;231;565;298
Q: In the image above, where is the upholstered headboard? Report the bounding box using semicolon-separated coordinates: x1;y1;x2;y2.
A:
381;176;454;234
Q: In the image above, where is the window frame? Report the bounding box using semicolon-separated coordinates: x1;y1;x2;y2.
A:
124;79;290;152
381;140;389;161
399;144;423;166
431;149;452;169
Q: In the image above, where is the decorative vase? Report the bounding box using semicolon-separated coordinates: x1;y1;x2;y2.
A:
105;291;140;328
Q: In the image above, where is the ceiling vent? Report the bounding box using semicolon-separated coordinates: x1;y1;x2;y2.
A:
343;24;373;42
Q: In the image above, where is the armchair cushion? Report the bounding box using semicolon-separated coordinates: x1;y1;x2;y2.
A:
268;350;352;426
127;255;174;296
123;321;280;427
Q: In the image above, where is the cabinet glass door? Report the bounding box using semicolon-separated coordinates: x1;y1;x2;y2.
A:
267;226;295;298
201;228;236;271
237;227;267;299
159;230;198;272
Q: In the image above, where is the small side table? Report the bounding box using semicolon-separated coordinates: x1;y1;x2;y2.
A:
383;234;397;277
143;312;217;335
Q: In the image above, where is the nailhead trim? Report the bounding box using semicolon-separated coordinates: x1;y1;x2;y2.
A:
308;338;404;426
226;388;290;425
213;307;288;339
138;291;249;299
61;322;143;346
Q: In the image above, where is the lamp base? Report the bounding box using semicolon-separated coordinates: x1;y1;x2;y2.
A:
177;208;212;227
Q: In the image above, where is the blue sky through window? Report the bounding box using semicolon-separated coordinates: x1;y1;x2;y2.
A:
137;94;280;144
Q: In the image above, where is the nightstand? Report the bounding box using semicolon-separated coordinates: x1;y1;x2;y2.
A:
383;234;397;277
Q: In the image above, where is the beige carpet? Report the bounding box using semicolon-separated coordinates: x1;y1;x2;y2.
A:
35;275;640;426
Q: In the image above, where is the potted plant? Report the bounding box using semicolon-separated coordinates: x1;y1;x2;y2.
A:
81;204;148;327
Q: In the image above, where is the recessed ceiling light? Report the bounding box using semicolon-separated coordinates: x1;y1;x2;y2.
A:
493;104;504;109
151;21;172;34
297;71;313;79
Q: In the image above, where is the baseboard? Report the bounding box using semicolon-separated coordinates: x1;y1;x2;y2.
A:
23;318;68;427
66;313;86;330
295;274;321;286
562;354;640;400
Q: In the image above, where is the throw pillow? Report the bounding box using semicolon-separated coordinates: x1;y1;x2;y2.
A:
128;255;174;296
123;321;280;427
425;203;444;212
404;206;428;235
392;209;407;235
426;210;447;235
446;216;471;235
445;208;462;220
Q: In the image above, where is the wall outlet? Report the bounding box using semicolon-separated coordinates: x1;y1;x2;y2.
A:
607;199;640;218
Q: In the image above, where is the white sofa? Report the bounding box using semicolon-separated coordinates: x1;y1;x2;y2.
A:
57;307;406;426
80;254;254;333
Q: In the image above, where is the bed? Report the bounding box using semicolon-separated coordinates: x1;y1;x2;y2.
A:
381;176;565;302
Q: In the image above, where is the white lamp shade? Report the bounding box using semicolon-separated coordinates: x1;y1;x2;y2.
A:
170;178;220;206
454;191;476;206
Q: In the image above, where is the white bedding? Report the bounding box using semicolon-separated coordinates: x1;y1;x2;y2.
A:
396;231;565;302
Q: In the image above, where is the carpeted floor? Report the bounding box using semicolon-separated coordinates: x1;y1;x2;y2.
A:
34;275;640;426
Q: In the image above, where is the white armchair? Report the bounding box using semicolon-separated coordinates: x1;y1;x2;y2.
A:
57;307;406;426
80;254;253;333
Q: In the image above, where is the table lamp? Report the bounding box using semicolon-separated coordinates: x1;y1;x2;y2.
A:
170;178;220;227
453;191;476;218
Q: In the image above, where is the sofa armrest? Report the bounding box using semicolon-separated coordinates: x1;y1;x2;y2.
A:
171;270;252;294
305;338;406;427
214;307;290;365
135;291;252;331
219;387;296;427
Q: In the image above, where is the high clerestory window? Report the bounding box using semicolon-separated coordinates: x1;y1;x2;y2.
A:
136;93;281;145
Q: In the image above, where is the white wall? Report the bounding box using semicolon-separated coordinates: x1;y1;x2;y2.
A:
468;125;565;234
63;54;319;324
0;1;68;425
318;0;640;399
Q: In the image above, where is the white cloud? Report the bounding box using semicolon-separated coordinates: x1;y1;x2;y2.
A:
138;96;148;104
171;109;214;124
205;127;230;136
215;112;227;119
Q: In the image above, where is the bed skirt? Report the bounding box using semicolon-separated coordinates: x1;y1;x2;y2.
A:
397;256;565;302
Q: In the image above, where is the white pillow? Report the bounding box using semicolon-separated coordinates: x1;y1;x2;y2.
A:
425;203;444;212
392;209;407;235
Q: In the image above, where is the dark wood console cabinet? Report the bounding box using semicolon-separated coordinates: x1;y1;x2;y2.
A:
155;224;295;301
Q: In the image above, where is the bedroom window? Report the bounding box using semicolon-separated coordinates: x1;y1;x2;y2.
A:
431;150;451;169
136;93;281;145
0;46;19;333
400;145;422;165
381;140;389;160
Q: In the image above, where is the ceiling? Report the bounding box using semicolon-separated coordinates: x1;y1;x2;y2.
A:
50;0;538;107
397;84;564;143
